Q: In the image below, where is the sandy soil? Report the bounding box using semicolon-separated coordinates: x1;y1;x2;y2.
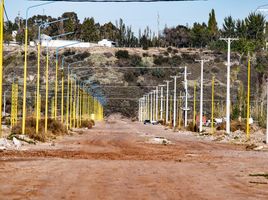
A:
0;118;268;200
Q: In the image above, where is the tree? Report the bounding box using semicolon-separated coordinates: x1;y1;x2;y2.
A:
61;12;80;39
222;16;236;37
245;13;265;41
236;19;247;38
163;25;191;48
81;17;100;42
191;22;209;48
208;9;218;40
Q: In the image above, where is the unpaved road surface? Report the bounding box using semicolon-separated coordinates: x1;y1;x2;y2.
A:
1;119;268;200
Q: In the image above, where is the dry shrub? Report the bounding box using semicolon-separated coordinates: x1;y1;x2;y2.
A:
80;120;93;129
216;120;246;132
158;120;165;125
187;122;198;132
89;119;95;126
11;117;67;142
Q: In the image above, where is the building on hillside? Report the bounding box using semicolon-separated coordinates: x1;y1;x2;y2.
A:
98;39;117;47
38;34;98;48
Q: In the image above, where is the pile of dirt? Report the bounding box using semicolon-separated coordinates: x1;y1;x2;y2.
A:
10;117;68;142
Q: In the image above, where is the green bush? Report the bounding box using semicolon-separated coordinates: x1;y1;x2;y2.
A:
115;50;129;59
153;55;169;65
167;47;173;53
130;54;142;66
152;68;165;78
124;71;135;82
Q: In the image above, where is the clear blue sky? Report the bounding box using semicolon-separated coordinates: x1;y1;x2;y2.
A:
5;0;268;35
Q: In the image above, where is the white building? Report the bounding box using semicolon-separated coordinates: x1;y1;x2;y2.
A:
98;39;116;47
39;34;98;48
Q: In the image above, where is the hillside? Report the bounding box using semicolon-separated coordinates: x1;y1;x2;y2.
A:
3;45;267;121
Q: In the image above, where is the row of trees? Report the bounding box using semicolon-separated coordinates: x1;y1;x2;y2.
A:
4;9;267;51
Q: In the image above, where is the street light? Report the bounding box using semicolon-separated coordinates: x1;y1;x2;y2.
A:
44;32;74;133
55;41;81;120
65;60;86;129
36;17;69;134
22;1;55;134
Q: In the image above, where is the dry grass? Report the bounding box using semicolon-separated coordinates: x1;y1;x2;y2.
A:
216;120;246;132
11;117;68;142
80;119;94;129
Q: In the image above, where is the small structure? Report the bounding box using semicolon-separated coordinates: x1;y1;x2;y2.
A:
39;34;98;48
98;39;116;47
12;31;17;41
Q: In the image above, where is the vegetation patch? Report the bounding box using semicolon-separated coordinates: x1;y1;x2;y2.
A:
10;117;68;142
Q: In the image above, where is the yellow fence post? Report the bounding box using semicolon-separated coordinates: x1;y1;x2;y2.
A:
193;81;196;126
0;0;4;136
246;57;251;139
211;76;215;134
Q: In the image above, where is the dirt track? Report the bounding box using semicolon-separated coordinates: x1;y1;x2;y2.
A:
1;119;268;200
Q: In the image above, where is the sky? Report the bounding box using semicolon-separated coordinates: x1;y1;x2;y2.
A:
5;0;268;35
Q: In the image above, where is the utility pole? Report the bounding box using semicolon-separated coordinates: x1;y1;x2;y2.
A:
266;79;268;144
196;59;209;132
159;84;165;120
138;98;141;122
155;86;159;121
220;37;238;134
164;80;172;125
150;91;153;122
171;76;180;129
180;66;191;127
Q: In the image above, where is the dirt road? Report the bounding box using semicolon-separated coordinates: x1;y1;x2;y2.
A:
1;118;268;200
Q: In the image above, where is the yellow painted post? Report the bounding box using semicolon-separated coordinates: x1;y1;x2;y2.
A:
54;58;58;120
0;0;4;136
36;42;40;134
73;80;77;127
45;48;49;133
22;15;28;134
211;76;215;134
11;84;15;126
66;73;70;129
79;89;82;126
246;58;251;139
193;81;196;126
38;95;41;122
70;77;73;129
61;69;64;123
178;93;181;129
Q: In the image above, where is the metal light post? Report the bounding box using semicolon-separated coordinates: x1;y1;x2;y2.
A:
155;86;159;121
22;1;54;135
44;32;73;133
196;59;208;132
180;66;190;127
0;0;4;136
171;76;180;128
36;17;69;133
55;41;80;120
164;80;172;125
65;61;86;129
220;38;238;134
159;84;165;120
266;79;268;144
150;91;153;122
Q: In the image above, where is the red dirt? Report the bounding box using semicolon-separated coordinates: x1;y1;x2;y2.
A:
0;119;268;199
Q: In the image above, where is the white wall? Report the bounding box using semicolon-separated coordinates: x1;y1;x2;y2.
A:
41;40;98;48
